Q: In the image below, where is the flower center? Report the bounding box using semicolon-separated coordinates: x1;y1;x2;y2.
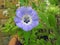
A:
24;17;30;23
22;15;32;25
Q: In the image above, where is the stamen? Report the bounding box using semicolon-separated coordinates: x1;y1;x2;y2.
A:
22;15;32;25
24;17;30;23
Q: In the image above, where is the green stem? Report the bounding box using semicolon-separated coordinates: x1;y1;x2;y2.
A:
23;31;31;45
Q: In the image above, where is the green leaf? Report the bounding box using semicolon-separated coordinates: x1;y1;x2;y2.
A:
39;12;50;28
49;0;58;5
20;0;25;6
48;34;55;39
39;39;46;45
48;14;57;28
56;37;60;45
46;41;52;45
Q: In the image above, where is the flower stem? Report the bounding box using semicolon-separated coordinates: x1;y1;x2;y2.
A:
23;31;31;45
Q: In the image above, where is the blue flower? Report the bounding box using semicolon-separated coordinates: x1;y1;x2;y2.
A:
14;6;39;31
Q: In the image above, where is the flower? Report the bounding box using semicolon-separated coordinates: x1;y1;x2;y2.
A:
14;6;39;31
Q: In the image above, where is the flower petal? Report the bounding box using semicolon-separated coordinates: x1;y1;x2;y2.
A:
14;17;21;23
16;6;27;18
15;22;23;28
27;8;39;21
22;21;39;31
22;24;33;31
31;10;39;21
31;21;39;27
27;7;33;14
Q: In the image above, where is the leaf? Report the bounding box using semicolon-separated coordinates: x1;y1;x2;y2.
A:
17;29;23;37
46;41;52;45
48;34;55;39
48;14;57;28
56;36;60;45
48;14;58;36
39;12;50;28
39;39;46;45
20;0;25;6
49;0;58;5
32;2;37;9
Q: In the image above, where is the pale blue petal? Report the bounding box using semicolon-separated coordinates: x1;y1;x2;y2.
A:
16;22;23;28
14;17;21;23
